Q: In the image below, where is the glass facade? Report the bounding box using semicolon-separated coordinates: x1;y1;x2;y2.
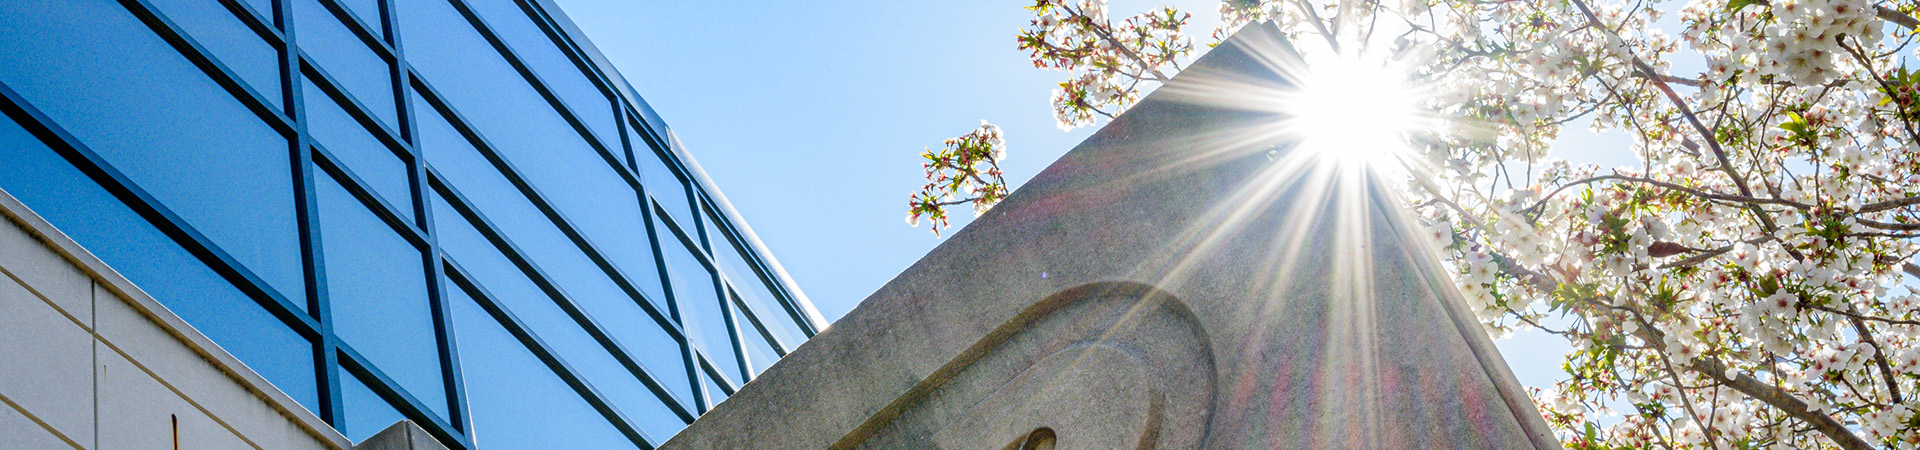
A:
0;0;821;448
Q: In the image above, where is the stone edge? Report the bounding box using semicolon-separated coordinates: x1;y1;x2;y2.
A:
1367;179;1566;449
0;186;355;450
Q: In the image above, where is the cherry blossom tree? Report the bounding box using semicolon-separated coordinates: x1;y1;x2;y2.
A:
907;120;1009;235
906;0;1920;448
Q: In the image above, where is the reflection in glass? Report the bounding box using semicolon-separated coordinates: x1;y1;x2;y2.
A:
432;192;696;412
306;77;413;221
340;370;406;443
0;0;306;307
0;111;319;411
659;215;740;380
145;0;283;109
464;0;618;145
700;369;730;410
317;173;445;419
235;0;272;25
0;0;821;446
450;282;642;450
294;0;397;128
735;302;782;378
399;2;659;314
417;96;670;380
335;0;382;34
708;214;806;349
637;144;693;226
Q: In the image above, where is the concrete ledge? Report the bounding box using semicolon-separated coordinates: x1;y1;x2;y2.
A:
0;186;353;450
354;421;449;450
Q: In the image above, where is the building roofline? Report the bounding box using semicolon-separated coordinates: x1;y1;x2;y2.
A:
523;0;829;330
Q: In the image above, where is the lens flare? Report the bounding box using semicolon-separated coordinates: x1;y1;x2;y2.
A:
1280;49;1427;169
1084;22;1483;446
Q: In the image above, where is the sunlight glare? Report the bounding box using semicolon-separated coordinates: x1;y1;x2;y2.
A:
1282;50;1425;169
1092;23;1470;445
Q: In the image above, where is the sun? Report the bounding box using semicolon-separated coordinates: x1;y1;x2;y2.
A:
1279;49;1427;169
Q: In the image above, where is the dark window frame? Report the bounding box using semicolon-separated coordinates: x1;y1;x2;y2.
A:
0;0;819;447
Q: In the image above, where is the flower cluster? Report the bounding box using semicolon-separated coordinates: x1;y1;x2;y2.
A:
1754;0;1883;85
907;120;1009;236
1406;0;1920;446
1018;0;1191;130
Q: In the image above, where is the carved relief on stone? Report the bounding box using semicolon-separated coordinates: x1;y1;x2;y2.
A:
835;282;1217;450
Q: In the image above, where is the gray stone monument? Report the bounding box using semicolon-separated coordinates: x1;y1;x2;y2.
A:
664;22;1560;449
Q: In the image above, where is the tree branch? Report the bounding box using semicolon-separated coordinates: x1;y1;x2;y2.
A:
1804;304;1920;327
1056;3;1174;83
1879;6;1920;29
1743;0;1919;29
1836;37;1920;148
1483;237;1877;448
1860;195;1920;213
1686;356;1875;450
1290;0;1342;52
1656;236;1776;269
1857;217;1920;231
1634;71;1703;87
1571;0;1809;262
1595;174;1811;208
1847;317;1905;404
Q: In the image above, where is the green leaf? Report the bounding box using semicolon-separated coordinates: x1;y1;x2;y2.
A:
1778;114;1804;133
1724;0;1755;11
1777;111;1815;142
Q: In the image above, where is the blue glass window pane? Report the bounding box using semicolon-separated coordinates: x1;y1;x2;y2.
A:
449;281;642;450
698;207;802;348
398;0;651;297
463;0;617;146
721;255;806;351
414;91;669;335
237;0;273;24
699;370;729;410
0;112;318;411
633;234;669;314
622;315;693;410
146;0;283;110
317;174;445;419
336;0;382;34
339;370;406;443
306;78;413;221
0;0;306;308
659;216;738;380
637;145;692;227
620;115;638;170
734;302;780;378
698;206;718;253
294;0;397;128
432;192;695;409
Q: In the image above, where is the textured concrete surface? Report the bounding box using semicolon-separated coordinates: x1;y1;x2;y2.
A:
0;186;348;450
663;21;1561;450
0;268;93;445
354;421;449;450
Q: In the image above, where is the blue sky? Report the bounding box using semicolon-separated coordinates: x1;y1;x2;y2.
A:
546;0;1219;320
547;0;1632;394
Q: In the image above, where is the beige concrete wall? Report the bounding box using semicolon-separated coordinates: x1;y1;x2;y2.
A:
0;188;353;450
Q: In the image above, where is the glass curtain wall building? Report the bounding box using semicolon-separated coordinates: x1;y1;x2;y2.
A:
0;0;822;448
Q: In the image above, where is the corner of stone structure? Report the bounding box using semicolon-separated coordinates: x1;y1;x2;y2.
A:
659;20;1561;450
353;421;448;450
